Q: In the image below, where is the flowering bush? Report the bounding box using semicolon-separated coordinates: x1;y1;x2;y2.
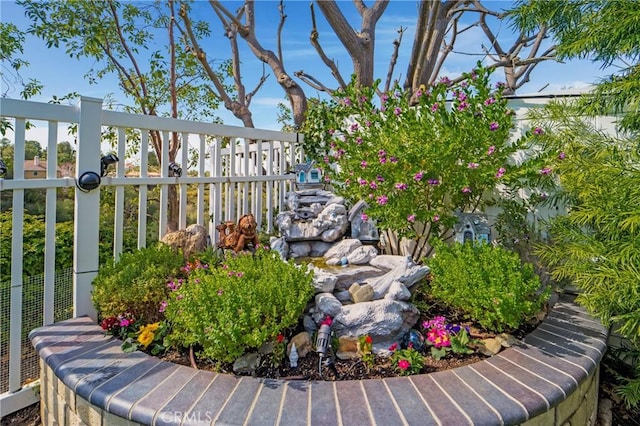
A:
164;246;314;363
302;65;528;255
388;342;425;376
423;316;475;360
100;313;168;355
359;335;375;368
427;240;549;332
92;243;185;324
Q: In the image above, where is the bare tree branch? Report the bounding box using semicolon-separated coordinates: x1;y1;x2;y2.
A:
277;0;286;65
309;3;347;90
294;70;334;94
384;26;405;93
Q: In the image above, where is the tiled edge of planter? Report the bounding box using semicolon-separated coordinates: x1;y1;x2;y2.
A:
30;294;608;426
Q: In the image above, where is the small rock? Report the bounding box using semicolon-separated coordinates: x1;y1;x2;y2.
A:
496;333;517;348
233;352;261;374
303;315;318;335
287;332;311;358
349;283;374;303
336;336;360;360
597;398;613;426
258;341;274;355
477;338;502;356
312;268;337;293
314;293;342;320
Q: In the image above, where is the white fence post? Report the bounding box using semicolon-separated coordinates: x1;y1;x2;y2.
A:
73;97;102;320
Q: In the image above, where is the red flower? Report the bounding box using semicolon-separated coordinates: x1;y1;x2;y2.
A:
389;342;398;352
365;335;373;344
398;359;411;370
321;316;333;326
276;334;285;344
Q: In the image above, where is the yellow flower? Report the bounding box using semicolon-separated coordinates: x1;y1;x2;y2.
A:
138;329;154;347
145;322;160;332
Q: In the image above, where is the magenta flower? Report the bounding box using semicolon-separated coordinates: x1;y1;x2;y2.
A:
540;167;552;175
462;186;472;194
431;103;439;112
533;127;544;135
395;182;408;190
457;91;467;101
439;76;452;86
457;102;469;111
433;215;440;222
414;171;424;181
217;289;224;296
376;195;388;205
366;120;372;127
358;178;367;186
236;272;244;278
379;157;387;164
390;157;398;163
394;107;402;116
389;342;398;352
328;129;335;135
484;97;496;106
360;96;367;103
323;156;330;164
558;151;565;160
487;145;496;156
361;161;368;168
495;167;506;178
369;182;378;190
428;178;440;186
398;359;411;370
495;82;506;89
350;123;359;132
356;137;363;145
324;176;331;183
120;318;131;327
489;122;499;131
381;94;388;103
159;301;168;313
343;97;352;106
376;175;385;182
407;214;416;223
361;213;368;222
467;162;479;169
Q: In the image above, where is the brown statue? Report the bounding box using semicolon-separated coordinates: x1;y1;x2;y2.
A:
216;214;259;252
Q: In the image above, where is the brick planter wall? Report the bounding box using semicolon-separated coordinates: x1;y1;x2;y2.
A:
31;295;607;426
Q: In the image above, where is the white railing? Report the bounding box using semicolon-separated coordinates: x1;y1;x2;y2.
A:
0;96;302;416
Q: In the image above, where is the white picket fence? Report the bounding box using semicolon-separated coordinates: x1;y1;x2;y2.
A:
0;97;302;416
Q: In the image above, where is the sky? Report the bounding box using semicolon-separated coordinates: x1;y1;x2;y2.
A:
1;0;614;139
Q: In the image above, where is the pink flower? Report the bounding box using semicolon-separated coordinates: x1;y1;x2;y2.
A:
533;127;544;135
119;319;131;327
495;167;506;178
489;122;499;131
324;176;331;183
467;162;479;169
457;102;469;111
462;186;472;193
159;301;168;313
236;272;244;277
433;215;440;222
431;103;439;112
457;91;467;101
369;182;378;190
378;150;386;157
356;137;363;145
394;107;402;116
358;178;367;186
350;123;359;132
439;76;452;86
487;145;496;156
217;289;224;295
361;213;369;222
343;97;352;106
558;151;565;160
540;167;552;175
323;156;330;164
398;359;411;370
361;161;368;168
407;214;416;223
428;178;440;186
321;316;333;326
395;182;408;190
414;171;424;181
389;342;398;352
376;195;388;205
376;175;385;182
484;97;496;106
390;157;398;163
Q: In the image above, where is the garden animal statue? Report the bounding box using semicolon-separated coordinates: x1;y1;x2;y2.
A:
217;214;259;252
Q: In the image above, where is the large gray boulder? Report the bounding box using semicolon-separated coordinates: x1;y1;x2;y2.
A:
365;256;431;299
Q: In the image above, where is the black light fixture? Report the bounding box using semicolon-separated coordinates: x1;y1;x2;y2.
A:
0;158;6;176
100;153;119;177
76;171;101;192
168;161;182;177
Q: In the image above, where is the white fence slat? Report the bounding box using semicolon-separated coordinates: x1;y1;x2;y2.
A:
159;131;169;238
243;139;250;216
197;134;205;226
255;140;263;230
113;128;126;260
179;132;188;230
43;121;58;325
138;131;149;249
266;141;274;234
9;119;25;393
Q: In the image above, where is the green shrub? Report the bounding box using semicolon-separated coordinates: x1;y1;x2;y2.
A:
165;247;315;363
427;240;549;332
92;244;184;323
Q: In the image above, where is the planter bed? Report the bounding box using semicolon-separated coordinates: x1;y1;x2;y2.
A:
30;294;607;426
